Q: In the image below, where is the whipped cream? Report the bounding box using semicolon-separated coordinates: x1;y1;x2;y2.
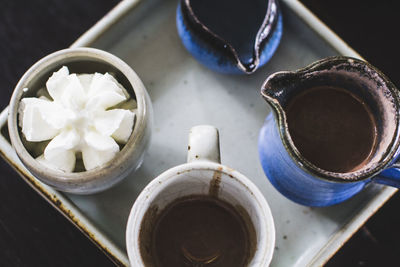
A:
19;66;136;172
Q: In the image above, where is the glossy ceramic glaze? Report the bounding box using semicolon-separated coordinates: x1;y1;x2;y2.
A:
259;56;400;206
8;47;153;194
176;0;283;74
126;126;275;266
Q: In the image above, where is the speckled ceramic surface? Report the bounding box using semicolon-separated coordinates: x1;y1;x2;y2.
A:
0;0;397;266
259;56;400;206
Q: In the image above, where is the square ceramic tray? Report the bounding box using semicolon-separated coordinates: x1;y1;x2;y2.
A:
0;0;397;266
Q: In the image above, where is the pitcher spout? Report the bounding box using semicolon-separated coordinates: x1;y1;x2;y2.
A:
261;71;298;116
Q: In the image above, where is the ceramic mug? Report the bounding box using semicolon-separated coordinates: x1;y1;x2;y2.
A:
258;56;400;207
126;125;275;266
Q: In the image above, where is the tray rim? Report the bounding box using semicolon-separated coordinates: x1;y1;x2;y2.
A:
0;0;396;266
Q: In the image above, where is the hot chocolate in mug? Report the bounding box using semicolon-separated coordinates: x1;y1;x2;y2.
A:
258;56;400;206
127;125;275;266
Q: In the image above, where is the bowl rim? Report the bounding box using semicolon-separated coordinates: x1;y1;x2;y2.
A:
8;47;150;185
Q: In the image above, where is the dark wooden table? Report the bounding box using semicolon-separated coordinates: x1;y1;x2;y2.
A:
0;0;399;266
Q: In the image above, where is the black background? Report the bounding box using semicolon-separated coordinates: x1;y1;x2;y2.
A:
1;0;399;266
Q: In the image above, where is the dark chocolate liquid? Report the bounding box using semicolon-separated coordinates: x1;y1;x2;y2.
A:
190;0;268;67
149;196;252;267
286;86;377;173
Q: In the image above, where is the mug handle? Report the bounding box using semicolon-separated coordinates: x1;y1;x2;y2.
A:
373;161;400;187
187;125;221;164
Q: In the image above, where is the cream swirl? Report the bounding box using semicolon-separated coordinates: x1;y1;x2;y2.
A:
19;66;136;172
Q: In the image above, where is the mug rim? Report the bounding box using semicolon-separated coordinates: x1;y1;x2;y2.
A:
261;56;400;182
126;161;275;266
8;47;150;187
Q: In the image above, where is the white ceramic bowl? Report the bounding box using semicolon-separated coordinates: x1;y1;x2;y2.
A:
8;47;153;194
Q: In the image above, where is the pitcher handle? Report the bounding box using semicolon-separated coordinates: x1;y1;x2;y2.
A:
187;125;221;164
373;161;400;187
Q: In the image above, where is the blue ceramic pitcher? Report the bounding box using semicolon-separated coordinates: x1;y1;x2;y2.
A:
258;56;400;206
176;0;282;74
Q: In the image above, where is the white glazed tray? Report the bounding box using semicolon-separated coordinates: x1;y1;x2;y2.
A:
0;0;397;266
